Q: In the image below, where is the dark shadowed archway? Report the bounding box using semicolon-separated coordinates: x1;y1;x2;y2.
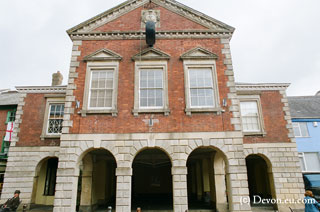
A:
246;154;277;210
131;148;173;210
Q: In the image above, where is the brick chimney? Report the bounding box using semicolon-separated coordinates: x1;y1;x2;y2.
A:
52;71;63;86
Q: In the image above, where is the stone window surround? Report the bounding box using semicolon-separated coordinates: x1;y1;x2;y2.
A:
81;61;119;117
238;95;266;136
183;59;221;116
132;60;170;116
40;97;65;140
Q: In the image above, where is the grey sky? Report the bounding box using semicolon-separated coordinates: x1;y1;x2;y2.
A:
0;0;319;96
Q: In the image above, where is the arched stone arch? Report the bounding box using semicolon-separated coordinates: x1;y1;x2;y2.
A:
130;145;173;167
243;149;273;172
31;156;59;207
76;146;117;167
245;153;278;210
131;146;173;211
186;144;230;212
187;139;230;168
34;156;59;177
76;147;117;212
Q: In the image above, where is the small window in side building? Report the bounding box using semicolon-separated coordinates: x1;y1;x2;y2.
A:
240;101;261;132
44;158;58;196
304;153;320;172
293;122;309;137
299;153;306;171
47;104;64;135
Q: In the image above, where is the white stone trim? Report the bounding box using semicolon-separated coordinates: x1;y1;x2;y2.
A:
61;131;243;141
236;83;290;91
279;89;296;142
9;93;26;145
61;41;82;134
15;86;67;93
67;0;234;34
70;30;233;40
221;38;242;132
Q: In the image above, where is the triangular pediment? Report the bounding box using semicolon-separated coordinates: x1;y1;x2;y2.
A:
83;49;122;61
180;47;218;60
132;47;170;61
67;0;234;34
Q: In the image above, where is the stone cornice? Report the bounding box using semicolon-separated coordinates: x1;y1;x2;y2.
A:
67;0;234;35
235;83;290;91
15;86;67;93
70;30;232;40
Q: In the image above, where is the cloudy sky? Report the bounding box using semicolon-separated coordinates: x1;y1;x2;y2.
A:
0;0;319;96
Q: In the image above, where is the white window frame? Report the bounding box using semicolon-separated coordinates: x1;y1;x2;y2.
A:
299;152;320;173
183;60;220;115
139;68;164;109
238;95;266;135
82;61;119;116
299;153;307;172
292;122;310;137
132;60;170;116
41;97;65;140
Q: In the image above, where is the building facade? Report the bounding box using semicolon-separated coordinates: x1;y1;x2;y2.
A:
288;95;320;173
0;0;305;212
0;90;19;195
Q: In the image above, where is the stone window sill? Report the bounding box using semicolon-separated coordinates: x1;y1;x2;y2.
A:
80;109;118;117
185;107;223;116
132;108;170;116
40;134;61;140
243;131;266;136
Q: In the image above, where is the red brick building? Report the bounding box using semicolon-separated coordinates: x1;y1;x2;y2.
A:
0;1;304;212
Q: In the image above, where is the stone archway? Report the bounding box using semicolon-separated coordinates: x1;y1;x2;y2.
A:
77;149;117;212
186;147;228;212
131;148;173;211
31;157;58;209
246;154;277;210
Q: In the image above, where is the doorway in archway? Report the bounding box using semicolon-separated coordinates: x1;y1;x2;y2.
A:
131;148;173;210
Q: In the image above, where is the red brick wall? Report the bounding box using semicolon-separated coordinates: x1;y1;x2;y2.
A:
16;94;60;147
96;5;208;32
70;37;234;134
243;91;290;143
